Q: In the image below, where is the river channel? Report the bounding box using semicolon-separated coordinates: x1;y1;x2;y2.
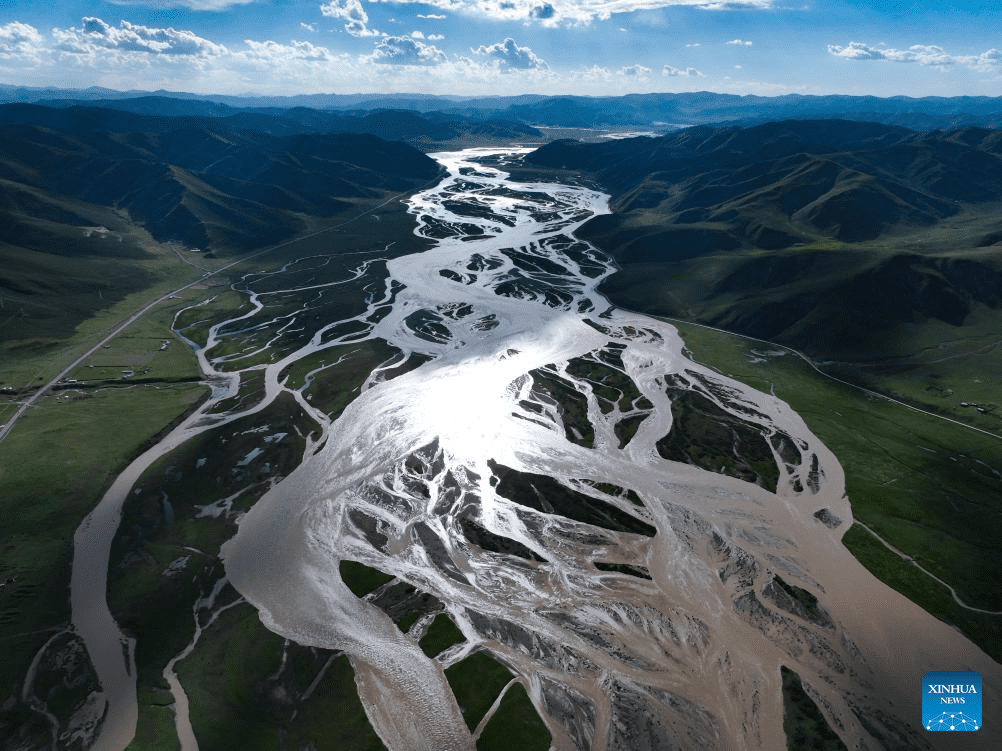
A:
72;148;1001;750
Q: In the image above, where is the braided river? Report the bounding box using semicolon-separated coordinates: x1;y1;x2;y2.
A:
73;148;1000;750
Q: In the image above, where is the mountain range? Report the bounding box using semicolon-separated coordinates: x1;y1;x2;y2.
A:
3;84;1002;130
524;120;1002;364
0;100;543;144
0;104;444;342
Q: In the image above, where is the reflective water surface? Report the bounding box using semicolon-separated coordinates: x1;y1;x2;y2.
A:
77;149;1001;750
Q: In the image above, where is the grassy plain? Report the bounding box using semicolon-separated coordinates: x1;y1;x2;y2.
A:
781;666;847;751
476;682;552;751
669;319;1002;660
174;602;387;751
0;364;206;721
0;187;435;741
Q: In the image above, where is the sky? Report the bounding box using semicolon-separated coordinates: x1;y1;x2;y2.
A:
1;1;1000;98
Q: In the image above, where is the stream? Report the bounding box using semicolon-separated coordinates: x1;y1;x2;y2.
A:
71;148;1001;750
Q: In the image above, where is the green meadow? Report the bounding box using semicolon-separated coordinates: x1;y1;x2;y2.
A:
669;318;1002;661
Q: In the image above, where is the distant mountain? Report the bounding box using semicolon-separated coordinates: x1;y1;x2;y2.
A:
524;120;1002;360
0;121;441;250
529;120;1002;247
501;93;1002;130
0;100;542;147
3;85;1001;131
0;106;443;341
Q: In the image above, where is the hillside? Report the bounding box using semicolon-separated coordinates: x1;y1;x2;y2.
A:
4;86;1002;131
523;120;1002;420
0;107;443;343
0;101;543;146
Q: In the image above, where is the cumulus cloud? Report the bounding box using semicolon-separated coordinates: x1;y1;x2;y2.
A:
416;13;447;19
368;35;447;65
52;17;226;57
300;22;318;32
241;39;343;64
575;65;612;80
473;37;547;71
726;39;752;46
0;21;43;57
619;64;651;77
321;0;382;38
662;64;703;76
828;41;1002;71
368;0;773;26
973;49;1002;70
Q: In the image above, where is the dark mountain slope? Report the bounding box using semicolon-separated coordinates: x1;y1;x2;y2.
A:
0;124;441;251
0;102;542;147
0;110;443;342
524;120;1002;370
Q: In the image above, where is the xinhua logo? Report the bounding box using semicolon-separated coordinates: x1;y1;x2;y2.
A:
923;671;982;731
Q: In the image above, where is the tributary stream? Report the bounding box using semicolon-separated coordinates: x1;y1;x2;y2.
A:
72;149;1000;750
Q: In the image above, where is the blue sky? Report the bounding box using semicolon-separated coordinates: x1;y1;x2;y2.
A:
1;1;1000;97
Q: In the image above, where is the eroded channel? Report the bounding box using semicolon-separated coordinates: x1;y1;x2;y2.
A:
72;149;1000;750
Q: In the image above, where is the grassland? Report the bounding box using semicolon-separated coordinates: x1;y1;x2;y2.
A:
445;651;516;731
0;355;207;733
0;185;437;742
781;666;847;751
600;237;1002;434
669;319;1002;660
476;682;551;751
420;614;466;658
175;602;386;751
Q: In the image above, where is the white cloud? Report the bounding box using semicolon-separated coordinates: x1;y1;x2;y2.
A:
300;22;318;32
240;39;343;64
52;17;226;57
572;65;612;81
726;39;752;46
368;35;447;65
368;0;773;26
685;42;700;47
473;37;548;71
619;64;651;77
0;21;43;57
827;41;882;60
972;48;1002;71
321;0;382;38
828;41;1002;71
417;13;448;19
662;64;703;76
428;34;445;41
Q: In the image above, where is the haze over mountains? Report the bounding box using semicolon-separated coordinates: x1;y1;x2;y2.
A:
3;84;1002;130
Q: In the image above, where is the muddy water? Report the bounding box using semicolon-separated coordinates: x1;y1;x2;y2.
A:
77;148;1000;750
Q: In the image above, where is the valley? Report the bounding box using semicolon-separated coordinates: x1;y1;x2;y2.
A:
0;101;1000;751
2;143;999;751
520;121;1002;433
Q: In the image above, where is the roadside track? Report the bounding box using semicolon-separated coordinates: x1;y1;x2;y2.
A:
854;521;1002;615
0;188;423;445
656;315;1002;443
